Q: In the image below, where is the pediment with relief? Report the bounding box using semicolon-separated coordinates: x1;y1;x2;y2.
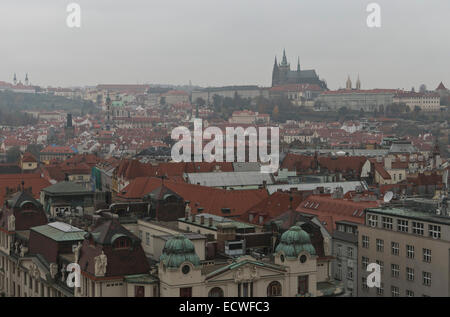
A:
206;260;285;283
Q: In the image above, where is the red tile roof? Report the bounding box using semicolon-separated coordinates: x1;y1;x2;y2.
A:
239;191;305;225
296;195;380;233
281;153;367;174
0;174;51;206
436;82;447;91
21;152;38;163
374;163;391;179
117;177;268;218
40;145;75;154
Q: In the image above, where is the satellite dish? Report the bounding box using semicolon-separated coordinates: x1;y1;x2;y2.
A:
384;191;394;203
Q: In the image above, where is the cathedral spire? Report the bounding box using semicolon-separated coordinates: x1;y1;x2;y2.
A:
297;57;301;72
346;75;352;90
13;73;17;85
356;74;361;90
281;49;288;66
25;73;29;86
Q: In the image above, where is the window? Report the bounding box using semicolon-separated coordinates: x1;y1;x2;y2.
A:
382;217;393;230
375;260;384;273
428;225;441;239
412;222;424;235
209;287;225;297
347;247;353;258
180;287;192;297
391;242;399;255
423;248;431;263
391;264;399;278
267;282;282;297
397;219;409;232
362;256;369;270
336;263;342;280
134;285;145;297
239;282;253;297
336;244;342;257
376;239;384;252
376;283;384;296
391;286;400;297
145;232;150;245
347;267;353;280
406;245;415;259
181;265;190;275
368;214;378;227
406;290;414;297
297;276;309;296
362;235;369;249
423;272;431;286
406;267;414;281
114;237;130;249
138;230;142;240
337;224;345;232
362;277;368;290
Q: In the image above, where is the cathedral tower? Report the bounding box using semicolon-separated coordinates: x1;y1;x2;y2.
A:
356;75;361;90
346;76;352;90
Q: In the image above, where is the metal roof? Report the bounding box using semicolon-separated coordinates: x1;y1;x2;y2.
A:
184;171;274;187
32;222;86;242
43;181;92;195
367;207;450;226
267;181;368;195
178;213;255;230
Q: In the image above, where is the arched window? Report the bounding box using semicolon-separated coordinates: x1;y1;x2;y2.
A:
208;287;224;297
267;281;282;297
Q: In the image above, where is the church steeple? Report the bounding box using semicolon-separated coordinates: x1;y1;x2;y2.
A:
272;56;280;87
356;75;361;90
13;73;17;85
25;73;29;86
281;49;288;66
346;75;352;90
297;57;301;72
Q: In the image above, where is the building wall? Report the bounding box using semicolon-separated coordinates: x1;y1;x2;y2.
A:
358;214;450;297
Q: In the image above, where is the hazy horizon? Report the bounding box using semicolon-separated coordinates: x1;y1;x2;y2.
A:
1;0;449;90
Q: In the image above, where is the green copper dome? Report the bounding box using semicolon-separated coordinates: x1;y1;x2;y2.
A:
275;226;316;258
159;235;200;268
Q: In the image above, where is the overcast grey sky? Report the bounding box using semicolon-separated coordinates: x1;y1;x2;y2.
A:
1;0;449;90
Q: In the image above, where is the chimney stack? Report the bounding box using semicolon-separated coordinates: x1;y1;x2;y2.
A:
200;215;205;225
209;217;213;227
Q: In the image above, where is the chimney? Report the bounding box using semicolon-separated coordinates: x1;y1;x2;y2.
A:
191;214;196;222
200;215;205;225
262;180;267;189
209;217;213;227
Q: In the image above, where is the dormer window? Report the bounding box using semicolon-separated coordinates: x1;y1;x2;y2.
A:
113;237;131;249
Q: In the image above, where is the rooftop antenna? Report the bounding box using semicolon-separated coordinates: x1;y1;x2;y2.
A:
383;191;393;204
